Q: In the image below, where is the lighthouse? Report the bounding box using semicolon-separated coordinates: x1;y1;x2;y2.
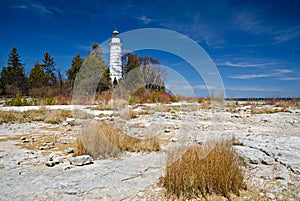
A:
109;29;123;82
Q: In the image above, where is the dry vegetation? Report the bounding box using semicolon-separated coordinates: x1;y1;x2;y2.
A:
76;122;160;159
162;139;245;200
0;109;72;124
118;107;138;120
250;105;290;114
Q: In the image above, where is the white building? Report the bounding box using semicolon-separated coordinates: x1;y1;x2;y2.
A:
109;29;123;82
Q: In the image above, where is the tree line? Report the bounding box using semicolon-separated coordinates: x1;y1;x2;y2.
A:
0;46;81;97
0;43;167;103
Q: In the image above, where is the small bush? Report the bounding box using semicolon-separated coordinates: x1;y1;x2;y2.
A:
162;139;245;199
198;96;207;103
4;94;31;106
44;96;56;105
76;122;160;159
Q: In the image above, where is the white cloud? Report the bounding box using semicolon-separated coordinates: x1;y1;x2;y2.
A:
228;73;277;79
232;11;300;45
232;11;270;34
220;61;270;68
273;26;300;44
160;13;225;48
274;69;293;74
229;68;292;80
137;15;154;24
12;0;62;17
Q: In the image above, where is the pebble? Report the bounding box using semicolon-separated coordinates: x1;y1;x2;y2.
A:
67;148;74;153
170;137;177;142
137;191;144;197
266;192;275;200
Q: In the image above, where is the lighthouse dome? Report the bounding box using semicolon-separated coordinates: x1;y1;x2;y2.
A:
112;30;119;34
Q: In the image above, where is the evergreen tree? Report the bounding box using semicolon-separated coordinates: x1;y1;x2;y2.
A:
123;53;140;75
67;53;83;90
29;61;47;89
41;52;56;86
41;52;55;74
97;67;111;92
0;47;27;95
73;43;109;98
113;77;118;86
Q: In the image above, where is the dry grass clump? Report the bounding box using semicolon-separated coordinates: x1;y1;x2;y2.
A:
76;122;160;159
118;108;138;120
0;109;72;124
76;122;120;158
162;140;245;200
119;134;160;152
43;110;72;124
0;110;22;123
251;105;289;114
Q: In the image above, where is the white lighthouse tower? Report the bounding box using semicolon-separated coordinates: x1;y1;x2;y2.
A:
109;29;123;82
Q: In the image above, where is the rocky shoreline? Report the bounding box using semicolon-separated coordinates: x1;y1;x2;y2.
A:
0;103;299;200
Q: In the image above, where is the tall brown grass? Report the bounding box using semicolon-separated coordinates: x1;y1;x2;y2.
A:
76;122;160;159
162;139;245;200
0;110;21;123
0;109;72;124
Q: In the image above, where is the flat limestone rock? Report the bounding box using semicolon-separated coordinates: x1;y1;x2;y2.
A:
70;155;93;166
234;145;275;165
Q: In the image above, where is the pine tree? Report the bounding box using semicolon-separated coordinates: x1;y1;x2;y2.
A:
67;53;83;90
29;61;47;89
113;77;118;86
0;47;27;95
73;43;109;98
123;53;140;75
41;52;56;86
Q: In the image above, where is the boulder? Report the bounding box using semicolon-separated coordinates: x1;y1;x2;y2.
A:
70;155;93;166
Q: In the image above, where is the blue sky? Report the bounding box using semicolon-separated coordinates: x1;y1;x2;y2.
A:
0;0;300;98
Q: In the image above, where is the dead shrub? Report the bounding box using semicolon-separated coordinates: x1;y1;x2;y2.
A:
76;122;160;159
162;139;245;200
